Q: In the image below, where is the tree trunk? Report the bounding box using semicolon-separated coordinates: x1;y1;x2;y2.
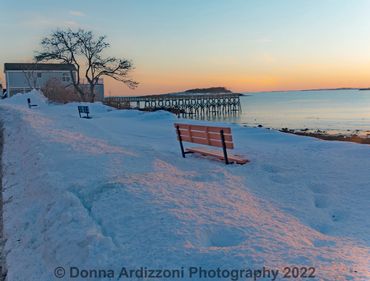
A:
69;70;85;102
73;85;86;102
89;84;95;103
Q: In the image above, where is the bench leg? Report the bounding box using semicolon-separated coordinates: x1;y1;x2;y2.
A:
176;126;186;158
220;130;229;165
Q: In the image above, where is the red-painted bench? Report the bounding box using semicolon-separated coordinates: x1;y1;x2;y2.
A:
174;123;249;165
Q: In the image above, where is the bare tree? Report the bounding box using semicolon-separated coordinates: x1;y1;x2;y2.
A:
23;62;39;90
35;28;138;102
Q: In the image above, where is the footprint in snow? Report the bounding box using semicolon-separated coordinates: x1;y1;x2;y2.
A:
314;195;329;209
206;226;246;248
330;210;348;223
269;174;289;184
261;164;282;173
307;182;329;194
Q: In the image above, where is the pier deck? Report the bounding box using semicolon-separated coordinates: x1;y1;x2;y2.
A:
104;94;242;116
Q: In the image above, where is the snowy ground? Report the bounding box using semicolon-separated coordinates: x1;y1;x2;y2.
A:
0;91;369;281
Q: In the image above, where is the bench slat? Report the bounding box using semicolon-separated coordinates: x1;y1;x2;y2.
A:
78;106;89;113
175;123;231;134
178;130;233;142
77;106;90;118
186;147;248;164
179;136;234;149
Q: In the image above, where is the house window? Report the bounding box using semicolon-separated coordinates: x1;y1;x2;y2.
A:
62;73;70;82
37;73;42;78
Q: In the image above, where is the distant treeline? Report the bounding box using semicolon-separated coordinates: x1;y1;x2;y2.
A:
184;87;232;94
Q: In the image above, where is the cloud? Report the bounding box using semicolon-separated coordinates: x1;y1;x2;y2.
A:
69;10;85;17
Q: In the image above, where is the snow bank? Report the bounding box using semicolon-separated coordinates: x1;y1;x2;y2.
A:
0;92;369;281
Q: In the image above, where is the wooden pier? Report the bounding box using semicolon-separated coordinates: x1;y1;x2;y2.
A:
104;94;242;116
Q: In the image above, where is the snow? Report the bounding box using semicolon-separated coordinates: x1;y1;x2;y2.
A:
0;90;369;281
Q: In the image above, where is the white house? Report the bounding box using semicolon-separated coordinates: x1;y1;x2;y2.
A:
4;63;77;97
4;63;104;101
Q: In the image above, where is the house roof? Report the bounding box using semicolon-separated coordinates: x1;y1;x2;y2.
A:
4;63;76;72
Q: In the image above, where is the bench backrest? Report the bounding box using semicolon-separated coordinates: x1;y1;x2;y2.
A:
175;123;234;149
78;106;89;113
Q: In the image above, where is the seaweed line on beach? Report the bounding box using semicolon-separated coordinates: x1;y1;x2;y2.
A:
279;128;370;145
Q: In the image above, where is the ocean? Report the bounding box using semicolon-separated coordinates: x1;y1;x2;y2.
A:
202;90;370;135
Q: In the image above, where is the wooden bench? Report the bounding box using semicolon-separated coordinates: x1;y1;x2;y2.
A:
174;123;248;165
78;106;91;118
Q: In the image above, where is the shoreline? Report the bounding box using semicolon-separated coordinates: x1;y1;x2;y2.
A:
279;128;370;145
242;124;370;145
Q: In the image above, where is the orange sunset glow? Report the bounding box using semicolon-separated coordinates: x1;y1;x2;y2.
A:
2;1;370;96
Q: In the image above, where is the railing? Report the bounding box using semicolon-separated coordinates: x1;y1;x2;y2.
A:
104;93;242;117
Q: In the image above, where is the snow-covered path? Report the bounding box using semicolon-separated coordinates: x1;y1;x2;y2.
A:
0;92;369;281
0;122;6;281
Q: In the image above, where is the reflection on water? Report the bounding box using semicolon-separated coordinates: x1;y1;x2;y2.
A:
186;90;370;134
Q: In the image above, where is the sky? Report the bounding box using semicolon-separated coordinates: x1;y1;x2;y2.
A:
1;0;370;96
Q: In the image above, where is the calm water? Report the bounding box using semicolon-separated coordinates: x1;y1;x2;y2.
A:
202;90;370;135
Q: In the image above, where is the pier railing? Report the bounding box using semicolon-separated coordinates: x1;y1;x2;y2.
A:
104;94;242;116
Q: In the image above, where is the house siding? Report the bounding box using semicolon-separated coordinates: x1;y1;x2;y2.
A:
5;71;77;96
80;83;105;101
94;84;104;101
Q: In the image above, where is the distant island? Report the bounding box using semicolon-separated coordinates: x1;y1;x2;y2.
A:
163;86;238;96
184;87;233;94
162;86;370;97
